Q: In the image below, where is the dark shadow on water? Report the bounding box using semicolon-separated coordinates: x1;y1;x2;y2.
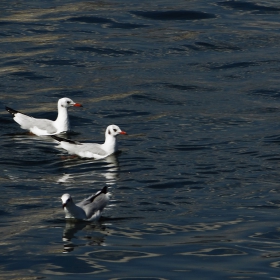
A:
180;41;241;53
67;16;113;24
248;89;280;99
101;278;164;280
35;58;77;66
103;216;144;222
108;22;148;29
0;209;10;217
147;180;203;189
262;134;280;144
217;1;280;14
210;61;258;70
73;46;138;56
131;10;216;20
67;16;148;29
10;71;51;80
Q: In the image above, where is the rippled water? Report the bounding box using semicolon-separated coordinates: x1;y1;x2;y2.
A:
1;0;280;279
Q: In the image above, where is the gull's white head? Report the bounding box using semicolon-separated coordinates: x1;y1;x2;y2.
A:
58;97;83;108
61;193;73;208
106;124;127;137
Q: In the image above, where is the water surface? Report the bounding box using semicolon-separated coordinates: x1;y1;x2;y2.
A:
1;0;280;279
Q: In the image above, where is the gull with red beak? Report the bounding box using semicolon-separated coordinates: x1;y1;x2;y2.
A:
61;186;110;221
52;124;127;159
5;97;82;136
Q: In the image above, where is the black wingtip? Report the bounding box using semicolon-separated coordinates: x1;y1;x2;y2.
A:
101;186;108;194
51;135;64;142
5;106;19;115
89;186;108;202
51;135;80;145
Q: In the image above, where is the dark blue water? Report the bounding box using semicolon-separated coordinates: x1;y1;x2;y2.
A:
1;0;280;279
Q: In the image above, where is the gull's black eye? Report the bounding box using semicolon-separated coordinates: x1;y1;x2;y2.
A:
113;129;117;132
67;101;70;104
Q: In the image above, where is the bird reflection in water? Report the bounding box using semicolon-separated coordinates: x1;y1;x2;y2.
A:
57;153;120;185
62;220;107;253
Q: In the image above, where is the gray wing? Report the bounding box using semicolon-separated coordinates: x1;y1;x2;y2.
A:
77;187;109;218
29;118;57;134
77;186;108;207
14;112;57;134
52;137;107;158
74;143;108;156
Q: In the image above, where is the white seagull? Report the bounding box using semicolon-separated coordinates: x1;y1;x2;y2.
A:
61;186;110;221
5;97;82;136
51;124;127;159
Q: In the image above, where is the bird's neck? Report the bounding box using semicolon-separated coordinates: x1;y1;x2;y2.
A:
55;105;69;132
102;134;117;155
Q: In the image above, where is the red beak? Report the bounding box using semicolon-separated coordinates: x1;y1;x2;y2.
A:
120;131;127;135
62;203;66;209
74;103;83;107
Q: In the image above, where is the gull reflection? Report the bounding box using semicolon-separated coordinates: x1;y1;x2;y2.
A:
5;132;54;147
62;220;107;253
57;153;120;185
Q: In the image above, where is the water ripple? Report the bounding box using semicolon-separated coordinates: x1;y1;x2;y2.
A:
87;249;161;263
1;0;280;278
178;247;247;257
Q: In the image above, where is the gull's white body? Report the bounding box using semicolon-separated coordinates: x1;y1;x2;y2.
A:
61;186;110;221
52;124;127;159
6;97;82;136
